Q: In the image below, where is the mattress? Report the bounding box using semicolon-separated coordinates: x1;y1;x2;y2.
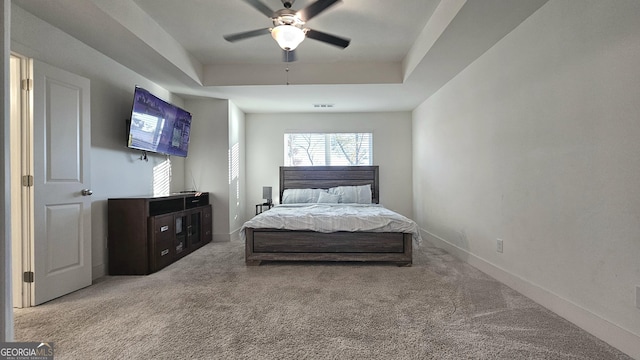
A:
240;204;422;245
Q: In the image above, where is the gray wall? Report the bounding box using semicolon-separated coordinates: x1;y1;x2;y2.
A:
412;0;640;354
184;97;247;242
245;112;413;221
228;102;246;237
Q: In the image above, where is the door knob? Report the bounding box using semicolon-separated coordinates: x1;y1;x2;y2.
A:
81;189;93;196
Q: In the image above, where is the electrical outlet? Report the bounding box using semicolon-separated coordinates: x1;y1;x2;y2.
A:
497;238;503;253
636;286;640;309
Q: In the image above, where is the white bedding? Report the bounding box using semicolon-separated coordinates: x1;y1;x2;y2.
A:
240;204;422;245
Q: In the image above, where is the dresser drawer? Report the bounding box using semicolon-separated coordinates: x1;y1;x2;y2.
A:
185;193;209;209
149;214;175;271
151;214;174;241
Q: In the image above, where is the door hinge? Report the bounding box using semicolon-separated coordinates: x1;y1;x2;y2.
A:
22;175;34;187
21;78;33;91
23;271;34;283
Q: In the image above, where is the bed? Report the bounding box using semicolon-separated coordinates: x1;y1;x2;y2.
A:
241;166;420;266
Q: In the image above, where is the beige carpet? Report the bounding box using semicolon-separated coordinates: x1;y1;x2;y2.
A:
14;240;631;359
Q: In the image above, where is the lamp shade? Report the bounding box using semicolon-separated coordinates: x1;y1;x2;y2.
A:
262;186;272;200
271;25;305;50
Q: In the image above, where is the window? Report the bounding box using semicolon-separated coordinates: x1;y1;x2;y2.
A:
284;133;372;166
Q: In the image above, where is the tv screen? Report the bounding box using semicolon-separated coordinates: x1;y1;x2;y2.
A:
127;86;192;157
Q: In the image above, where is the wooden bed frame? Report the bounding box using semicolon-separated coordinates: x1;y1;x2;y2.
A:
244;166;413;266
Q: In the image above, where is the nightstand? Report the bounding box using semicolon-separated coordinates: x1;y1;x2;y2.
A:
255;203;274;215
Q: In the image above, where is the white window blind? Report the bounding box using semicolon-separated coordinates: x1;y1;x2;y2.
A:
284;133;372;166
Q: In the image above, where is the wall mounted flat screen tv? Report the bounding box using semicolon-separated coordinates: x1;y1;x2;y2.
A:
127;86;192;157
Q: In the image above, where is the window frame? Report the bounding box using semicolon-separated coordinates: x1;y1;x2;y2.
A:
284;132;373;166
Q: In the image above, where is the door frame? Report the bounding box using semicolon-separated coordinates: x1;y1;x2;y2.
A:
10;53;33;308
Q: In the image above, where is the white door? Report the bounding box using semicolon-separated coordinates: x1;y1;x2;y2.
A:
32;60;92;305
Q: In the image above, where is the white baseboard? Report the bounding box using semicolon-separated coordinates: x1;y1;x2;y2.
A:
212;232;231;242
92;263;105;281
212;229;240;242
212;228;240;243
422;229;640;360
229;228;240;242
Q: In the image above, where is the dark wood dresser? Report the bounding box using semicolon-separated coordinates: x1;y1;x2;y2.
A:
108;192;212;275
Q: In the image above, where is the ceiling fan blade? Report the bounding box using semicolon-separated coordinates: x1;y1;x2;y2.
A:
305;29;350;49
242;0;275;18
223;28;271;42
298;0;341;21
282;49;297;62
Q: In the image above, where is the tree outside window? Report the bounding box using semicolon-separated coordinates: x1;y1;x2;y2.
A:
284;133;372;166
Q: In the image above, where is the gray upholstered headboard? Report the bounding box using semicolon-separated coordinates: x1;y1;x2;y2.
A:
279;166;380;204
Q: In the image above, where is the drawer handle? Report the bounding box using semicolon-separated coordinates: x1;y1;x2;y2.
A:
160;225;169;232
161;249;169;256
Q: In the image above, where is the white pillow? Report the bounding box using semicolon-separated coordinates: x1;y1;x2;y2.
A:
328;184;372;204
317;191;340;204
281;188;326;204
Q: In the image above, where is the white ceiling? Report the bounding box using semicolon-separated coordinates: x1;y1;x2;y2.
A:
12;0;549;113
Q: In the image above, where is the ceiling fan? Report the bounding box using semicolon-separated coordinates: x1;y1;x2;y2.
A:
223;0;351;62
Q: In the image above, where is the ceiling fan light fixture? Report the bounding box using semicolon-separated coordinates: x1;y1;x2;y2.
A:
271;25;305;51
